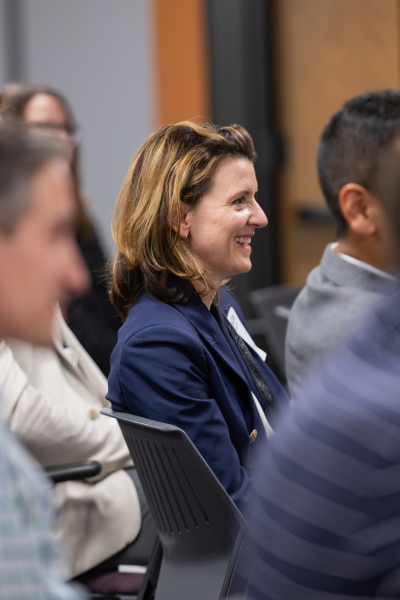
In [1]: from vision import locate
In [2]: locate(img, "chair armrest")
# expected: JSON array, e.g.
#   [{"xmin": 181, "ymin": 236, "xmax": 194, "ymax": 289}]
[{"xmin": 45, "ymin": 460, "xmax": 102, "ymax": 483}]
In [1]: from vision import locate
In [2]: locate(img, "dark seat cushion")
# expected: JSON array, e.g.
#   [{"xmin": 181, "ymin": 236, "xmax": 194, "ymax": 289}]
[{"xmin": 74, "ymin": 570, "xmax": 145, "ymax": 594}]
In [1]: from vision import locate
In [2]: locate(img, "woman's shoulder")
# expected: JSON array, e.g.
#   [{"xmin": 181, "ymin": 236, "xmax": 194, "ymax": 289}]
[{"xmin": 120, "ymin": 293, "xmax": 198, "ymax": 341}]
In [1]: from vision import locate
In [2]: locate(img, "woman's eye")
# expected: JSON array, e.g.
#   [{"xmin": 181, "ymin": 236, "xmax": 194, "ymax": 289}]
[{"xmin": 233, "ymin": 197, "xmax": 244, "ymax": 206}]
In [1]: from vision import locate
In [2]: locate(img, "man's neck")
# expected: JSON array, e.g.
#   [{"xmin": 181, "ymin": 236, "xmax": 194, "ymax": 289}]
[{"xmin": 335, "ymin": 237, "xmax": 387, "ymax": 272}]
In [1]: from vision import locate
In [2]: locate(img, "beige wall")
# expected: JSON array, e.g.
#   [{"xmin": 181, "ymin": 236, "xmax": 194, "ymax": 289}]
[
  {"xmin": 153, "ymin": 0, "xmax": 209, "ymax": 126},
  {"xmin": 275, "ymin": 0, "xmax": 400, "ymax": 283}
]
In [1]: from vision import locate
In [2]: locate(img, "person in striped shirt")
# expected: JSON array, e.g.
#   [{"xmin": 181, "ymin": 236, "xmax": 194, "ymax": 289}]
[{"xmin": 245, "ymin": 141, "xmax": 400, "ymax": 598}]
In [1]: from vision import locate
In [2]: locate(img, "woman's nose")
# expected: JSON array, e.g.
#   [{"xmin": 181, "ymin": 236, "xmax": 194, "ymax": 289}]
[{"xmin": 249, "ymin": 201, "xmax": 268, "ymax": 229}]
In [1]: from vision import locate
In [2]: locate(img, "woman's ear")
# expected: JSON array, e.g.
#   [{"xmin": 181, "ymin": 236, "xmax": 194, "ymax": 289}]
[
  {"xmin": 338, "ymin": 184, "xmax": 377, "ymax": 236},
  {"xmin": 171, "ymin": 202, "xmax": 190, "ymax": 238}
]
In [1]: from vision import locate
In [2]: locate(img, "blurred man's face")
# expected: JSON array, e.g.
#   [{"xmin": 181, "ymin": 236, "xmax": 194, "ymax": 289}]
[{"xmin": 0, "ymin": 159, "xmax": 89, "ymax": 345}]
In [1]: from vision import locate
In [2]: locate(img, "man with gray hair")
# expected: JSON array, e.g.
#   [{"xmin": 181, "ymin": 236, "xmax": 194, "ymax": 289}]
[{"xmin": 0, "ymin": 125, "xmax": 89, "ymax": 599}]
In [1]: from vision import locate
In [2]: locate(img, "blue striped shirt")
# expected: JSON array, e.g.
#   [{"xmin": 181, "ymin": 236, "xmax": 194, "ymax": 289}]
[
  {"xmin": 0, "ymin": 418, "xmax": 85, "ymax": 599},
  {"xmin": 246, "ymin": 283, "xmax": 400, "ymax": 599}
]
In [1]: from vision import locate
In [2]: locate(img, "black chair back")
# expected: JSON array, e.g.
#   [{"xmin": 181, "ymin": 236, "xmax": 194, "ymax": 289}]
[
  {"xmin": 247, "ymin": 284, "xmax": 301, "ymax": 381},
  {"xmin": 101, "ymin": 408, "xmax": 246, "ymax": 600}
]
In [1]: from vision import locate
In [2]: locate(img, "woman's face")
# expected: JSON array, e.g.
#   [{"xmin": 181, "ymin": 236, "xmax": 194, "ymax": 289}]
[
  {"xmin": 23, "ymin": 94, "xmax": 75, "ymax": 163},
  {"xmin": 184, "ymin": 157, "xmax": 268, "ymax": 286}
]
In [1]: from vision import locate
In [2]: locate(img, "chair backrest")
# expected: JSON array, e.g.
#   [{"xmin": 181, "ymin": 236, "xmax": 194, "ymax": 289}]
[
  {"xmin": 101, "ymin": 408, "xmax": 247, "ymax": 600},
  {"xmin": 248, "ymin": 284, "xmax": 301, "ymax": 380}
]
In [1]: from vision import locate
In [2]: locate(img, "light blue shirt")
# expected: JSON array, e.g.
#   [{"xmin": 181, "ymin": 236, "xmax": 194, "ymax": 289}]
[{"xmin": 0, "ymin": 414, "xmax": 85, "ymax": 599}]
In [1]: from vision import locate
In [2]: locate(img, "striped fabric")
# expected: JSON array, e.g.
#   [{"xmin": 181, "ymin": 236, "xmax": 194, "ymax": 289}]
[
  {"xmin": 246, "ymin": 283, "xmax": 400, "ymax": 599},
  {"xmin": 0, "ymin": 418, "xmax": 85, "ymax": 599}
]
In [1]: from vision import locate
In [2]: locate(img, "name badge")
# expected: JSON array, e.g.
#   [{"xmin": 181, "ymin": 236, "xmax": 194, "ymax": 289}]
[{"xmin": 227, "ymin": 307, "xmax": 267, "ymax": 362}]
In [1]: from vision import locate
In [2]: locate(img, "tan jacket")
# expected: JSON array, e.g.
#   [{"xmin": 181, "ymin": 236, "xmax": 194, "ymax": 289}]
[{"xmin": 0, "ymin": 307, "xmax": 141, "ymax": 577}]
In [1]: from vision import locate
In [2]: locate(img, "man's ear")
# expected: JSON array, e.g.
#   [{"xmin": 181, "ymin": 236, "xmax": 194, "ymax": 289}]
[
  {"xmin": 338, "ymin": 184, "xmax": 377, "ymax": 236},
  {"xmin": 171, "ymin": 202, "xmax": 190, "ymax": 238}
]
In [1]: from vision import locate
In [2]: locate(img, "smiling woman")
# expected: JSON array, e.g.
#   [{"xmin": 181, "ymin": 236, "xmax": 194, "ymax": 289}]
[
  {"xmin": 107, "ymin": 121, "xmax": 288, "ymax": 508},
  {"xmin": 175, "ymin": 155, "xmax": 268, "ymax": 306}
]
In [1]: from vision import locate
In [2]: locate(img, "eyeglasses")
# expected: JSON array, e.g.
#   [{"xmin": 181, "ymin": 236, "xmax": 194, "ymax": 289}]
[{"xmin": 25, "ymin": 121, "xmax": 82, "ymax": 145}]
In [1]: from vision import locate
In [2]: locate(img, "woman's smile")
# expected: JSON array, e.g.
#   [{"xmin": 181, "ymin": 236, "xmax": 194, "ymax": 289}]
[
  {"xmin": 183, "ymin": 156, "xmax": 268, "ymax": 288},
  {"xmin": 234, "ymin": 236, "xmax": 253, "ymax": 251}
]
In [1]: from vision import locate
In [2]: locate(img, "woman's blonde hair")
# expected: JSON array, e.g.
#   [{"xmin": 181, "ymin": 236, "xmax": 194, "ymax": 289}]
[{"xmin": 111, "ymin": 120, "xmax": 256, "ymax": 321}]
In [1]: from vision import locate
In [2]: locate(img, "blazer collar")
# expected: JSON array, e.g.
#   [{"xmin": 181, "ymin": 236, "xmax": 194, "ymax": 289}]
[
  {"xmin": 320, "ymin": 243, "xmax": 390, "ymax": 293},
  {"xmin": 172, "ymin": 292, "xmax": 250, "ymax": 388},
  {"xmin": 53, "ymin": 305, "xmax": 108, "ymax": 399}
]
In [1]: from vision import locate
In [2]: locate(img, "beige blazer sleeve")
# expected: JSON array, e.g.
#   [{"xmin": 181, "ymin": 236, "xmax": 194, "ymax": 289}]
[
  {"xmin": 0, "ymin": 310, "xmax": 141, "ymax": 577},
  {"xmin": 3, "ymin": 335, "xmax": 131, "ymax": 475}
]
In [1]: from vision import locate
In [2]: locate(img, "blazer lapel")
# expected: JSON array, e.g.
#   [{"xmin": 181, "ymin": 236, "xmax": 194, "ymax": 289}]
[
  {"xmin": 53, "ymin": 306, "xmax": 108, "ymax": 401},
  {"xmin": 172, "ymin": 295, "xmax": 251, "ymax": 391}
]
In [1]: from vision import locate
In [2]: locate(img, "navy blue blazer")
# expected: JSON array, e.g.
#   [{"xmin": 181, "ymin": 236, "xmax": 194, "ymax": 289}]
[{"xmin": 107, "ymin": 286, "xmax": 288, "ymax": 507}]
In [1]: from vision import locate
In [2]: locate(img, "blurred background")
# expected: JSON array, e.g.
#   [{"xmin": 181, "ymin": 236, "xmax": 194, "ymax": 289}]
[{"xmin": 1, "ymin": 0, "xmax": 399, "ymax": 317}]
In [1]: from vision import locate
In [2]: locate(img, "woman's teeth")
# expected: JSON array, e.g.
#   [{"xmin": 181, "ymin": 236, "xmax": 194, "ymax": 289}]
[{"xmin": 235, "ymin": 237, "xmax": 251, "ymax": 244}]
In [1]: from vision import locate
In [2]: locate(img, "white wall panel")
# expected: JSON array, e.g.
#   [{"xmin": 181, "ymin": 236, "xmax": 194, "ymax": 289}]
[
  {"xmin": 0, "ymin": 1, "xmax": 7, "ymax": 84},
  {"xmin": 22, "ymin": 0, "xmax": 155, "ymax": 250}
]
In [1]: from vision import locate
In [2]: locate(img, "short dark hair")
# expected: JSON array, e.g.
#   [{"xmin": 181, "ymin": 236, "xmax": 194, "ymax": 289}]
[
  {"xmin": 374, "ymin": 138, "xmax": 400, "ymax": 268},
  {"xmin": 317, "ymin": 90, "xmax": 400, "ymax": 237},
  {"xmin": 0, "ymin": 125, "xmax": 66, "ymax": 234}
]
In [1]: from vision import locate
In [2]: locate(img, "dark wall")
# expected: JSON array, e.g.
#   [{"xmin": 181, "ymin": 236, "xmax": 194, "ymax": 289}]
[{"xmin": 206, "ymin": 0, "xmax": 279, "ymax": 317}]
